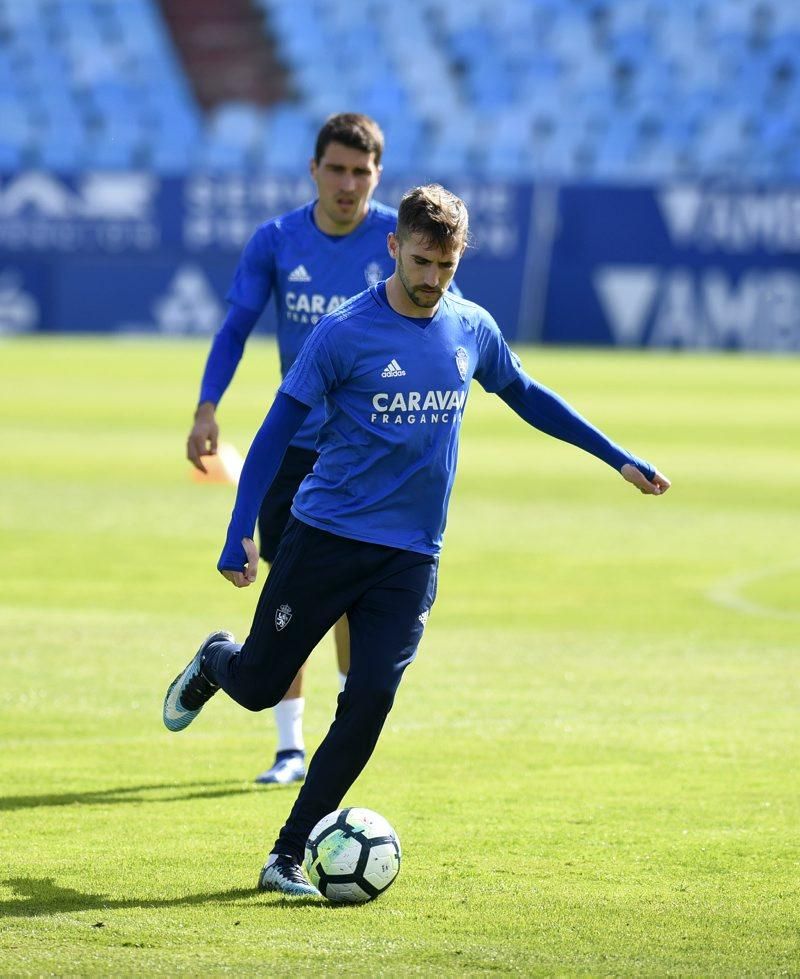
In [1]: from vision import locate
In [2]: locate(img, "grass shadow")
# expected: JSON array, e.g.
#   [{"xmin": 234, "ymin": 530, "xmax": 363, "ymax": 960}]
[
  {"xmin": 0, "ymin": 781, "xmax": 256, "ymax": 812},
  {"xmin": 1, "ymin": 877, "xmax": 365, "ymax": 918},
  {"xmin": 0, "ymin": 877, "xmax": 262, "ymax": 918}
]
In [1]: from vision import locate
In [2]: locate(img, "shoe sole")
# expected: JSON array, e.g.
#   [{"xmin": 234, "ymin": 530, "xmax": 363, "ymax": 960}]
[{"xmin": 162, "ymin": 630, "xmax": 233, "ymax": 732}]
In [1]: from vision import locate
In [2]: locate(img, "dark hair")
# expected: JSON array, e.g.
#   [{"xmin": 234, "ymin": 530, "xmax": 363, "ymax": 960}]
[
  {"xmin": 314, "ymin": 113, "xmax": 384, "ymax": 165},
  {"xmin": 396, "ymin": 184, "xmax": 470, "ymax": 250}
]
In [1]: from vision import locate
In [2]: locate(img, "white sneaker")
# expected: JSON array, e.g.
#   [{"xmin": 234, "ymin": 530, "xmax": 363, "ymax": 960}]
[{"xmin": 255, "ymin": 750, "xmax": 306, "ymax": 785}]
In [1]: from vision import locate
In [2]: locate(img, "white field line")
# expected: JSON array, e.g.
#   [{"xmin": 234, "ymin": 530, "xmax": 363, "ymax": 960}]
[{"xmin": 706, "ymin": 560, "xmax": 800, "ymax": 621}]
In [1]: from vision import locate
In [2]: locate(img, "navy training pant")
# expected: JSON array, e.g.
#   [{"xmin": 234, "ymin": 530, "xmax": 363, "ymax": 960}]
[
  {"xmin": 203, "ymin": 516, "xmax": 438, "ymax": 860},
  {"xmin": 257, "ymin": 445, "xmax": 317, "ymax": 563}
]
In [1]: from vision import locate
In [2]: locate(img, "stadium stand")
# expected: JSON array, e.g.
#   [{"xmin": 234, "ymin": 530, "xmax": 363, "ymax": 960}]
[{"xmin": 0, "ymin": 0, "xmax": 797, "ymax": 180}]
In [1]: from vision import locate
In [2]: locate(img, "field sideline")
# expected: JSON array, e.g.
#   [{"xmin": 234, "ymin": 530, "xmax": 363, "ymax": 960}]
[{"xmin": 1, "ymin": 336, "xmax": 798, "ymax": 975}]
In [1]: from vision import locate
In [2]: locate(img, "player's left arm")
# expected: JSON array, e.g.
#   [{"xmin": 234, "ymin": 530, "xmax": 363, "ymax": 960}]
[
  {"xmin": 619, "ymin": 462, "xmax": 671, "ymax": 495},
  {"xmin": 496, "ymin": 373, "xmax": 670, "ymax": 495},
  {"xmin": 472, "ymin": 311, "xmax": 669, "ymax": 495}
]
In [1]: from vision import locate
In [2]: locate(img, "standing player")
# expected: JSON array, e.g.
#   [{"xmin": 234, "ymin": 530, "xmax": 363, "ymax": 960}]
[
  {"xmin": 186, "ymin": 114, "xmax": 393, "ymax": 786},
  {"xmin": 165, "ymin": 184, "xmax": 670, "ymax": 895}
]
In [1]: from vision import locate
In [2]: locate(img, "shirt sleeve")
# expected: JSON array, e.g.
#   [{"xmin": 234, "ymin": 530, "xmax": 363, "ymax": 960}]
[
  {"xmin": 225, "ymin": 223, "xmax": 277, "ymax": 313},
  {"xmin": 278, "ymin": 315, "xmax": 352, "ymax": 408},
  {"xmin": 198, "ymin": 303, "xmax": 260, "ymax": 406},
  {"xmin": 497, "ymin": 372, "xmax": 655, "ymax": 478},
  {"xmin": 218, "ymin": 393, "xmax": 311, "ymax": 571},
  {"xmin": 472, "ymin": 310, "xmax": 525, "ymax": 393}
]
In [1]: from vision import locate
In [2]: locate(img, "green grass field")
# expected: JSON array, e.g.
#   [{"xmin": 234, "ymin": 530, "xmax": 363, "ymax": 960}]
[{"xmin": 1, "ymin": 336, "xmax": 798, "ymax": 976}]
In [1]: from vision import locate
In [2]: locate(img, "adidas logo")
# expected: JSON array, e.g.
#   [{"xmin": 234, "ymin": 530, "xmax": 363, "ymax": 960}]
[
  {"xmin": 288, "ymin": 264, "xmax": 311, "ymax": 283},
  {"xmin": 381, "ymin": 359, "xmax": 406, "ymax": 378}
]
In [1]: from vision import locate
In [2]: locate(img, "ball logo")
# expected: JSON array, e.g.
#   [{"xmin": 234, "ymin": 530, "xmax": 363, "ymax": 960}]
[
  {"xmin": 275, "ymin": 604, "xmax": 293, "ymax": 632},
  {"xmin": 455, "ymin": 346, "xmax": 468, "ymax": 381}
]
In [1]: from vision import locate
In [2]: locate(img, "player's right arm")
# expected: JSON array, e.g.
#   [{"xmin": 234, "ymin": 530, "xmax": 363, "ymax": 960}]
[
  {"xmin": 186, "ymin": 225, "xmax": 278, "ymax": 472},
  {"xmin": 218, "ymin": 313, "xmax": 352, "ymax": 584},
  {"xmin": 217, "ymin": 393, "xmax": 311, "ymax": 586},
  {"xmin": 187, "ymin": 303, "xmax": 260, "ymax": 471}
]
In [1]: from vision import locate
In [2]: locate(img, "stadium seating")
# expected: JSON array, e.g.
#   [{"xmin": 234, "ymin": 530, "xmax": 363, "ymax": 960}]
[
  {"xmin": 0, "ymin": 0, "xmax": 797, "ymax": 180},
  {"xmin": 0, "ymin": 0, "xmax": 201, "ymax": 172}
]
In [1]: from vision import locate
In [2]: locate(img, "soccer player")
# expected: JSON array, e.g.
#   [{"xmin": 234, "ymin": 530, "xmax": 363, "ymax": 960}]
[
  {"xmin": 165, "ymin": 184, "xmax": 670, "ymax": 896},
  {"xmin": 185, "ymin": 113, "xmax": 394, "ymax": 786}
]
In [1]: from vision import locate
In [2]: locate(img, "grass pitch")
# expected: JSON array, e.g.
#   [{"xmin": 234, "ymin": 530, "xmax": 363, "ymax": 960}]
[{"xmin": 1, "ymin": 336, "xmax": 798, "ymax": 976}]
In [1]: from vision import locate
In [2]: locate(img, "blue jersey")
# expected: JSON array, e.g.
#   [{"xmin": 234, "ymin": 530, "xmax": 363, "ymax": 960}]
[
  {"xmin": 219, "ymin": 200, "xmax": 398, "ymax": 450},
  {"xmin": 279, "ymin": 284, "xmax": 524, "ymax": 555}
]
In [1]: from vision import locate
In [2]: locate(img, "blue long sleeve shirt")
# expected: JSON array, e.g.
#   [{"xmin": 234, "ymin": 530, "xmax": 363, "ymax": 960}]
[
  {"xmin": 198, "ymin": 200, "xmax": 399, "ymax": 450},
  {"xmin": 218, "ymin": 292, "xmax": 653, "ymax": 571}
]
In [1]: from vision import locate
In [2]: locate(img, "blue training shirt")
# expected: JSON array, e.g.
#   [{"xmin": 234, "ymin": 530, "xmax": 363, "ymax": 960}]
[
  {"xmin": 216, "ymin": 284, "xmax": 654, "ymax": 572},
  {"xmin": 279, "ymin": 284, "xmax": 524, "ymax": 555},
  {"xmin": 202, "ymin": 199, "xmax": 398, "ymax": 450}
]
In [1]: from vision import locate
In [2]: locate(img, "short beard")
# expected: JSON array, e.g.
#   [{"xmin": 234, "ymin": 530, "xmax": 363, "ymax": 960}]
[{"xmin": 397, "ymin": 253, "xmax": 442, "ymax": 308}]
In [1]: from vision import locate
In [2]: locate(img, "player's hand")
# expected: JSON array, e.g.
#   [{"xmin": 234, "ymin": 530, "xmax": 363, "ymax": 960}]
[
  {"xmin": 187, "ymin": 402, "xmax": 219, "ymax": 473},
  {"xmin": 621, "ymin": 464, "xmax": 671, "ymax": 496},
  {"xmin": 220, "ymin": 538, "xmax": 259, "ymax": 587}
]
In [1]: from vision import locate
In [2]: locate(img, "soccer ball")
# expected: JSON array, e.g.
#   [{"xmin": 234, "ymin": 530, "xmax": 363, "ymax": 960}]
[{"xmin": 304, "ymin": 807, "xmax": 401, "ymax": 903}]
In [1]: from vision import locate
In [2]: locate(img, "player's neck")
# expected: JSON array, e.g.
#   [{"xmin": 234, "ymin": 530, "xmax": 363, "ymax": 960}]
[
  {"xmin": 384, "ymin": 274, "xmax": 439, "ymax": 319},
  {"xmin": 312, "ymin": 201, "xmax": 369, "ymax": 237}
]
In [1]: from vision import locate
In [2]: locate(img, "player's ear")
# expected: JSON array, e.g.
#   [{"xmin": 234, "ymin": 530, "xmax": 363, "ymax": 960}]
[
  {"xmin": 387, "ymin": 232, "xmax": 398, "ymax": 258},
  {"xmin": 309, "ymin": 157, "xmax": 318, "ymax": 180}
]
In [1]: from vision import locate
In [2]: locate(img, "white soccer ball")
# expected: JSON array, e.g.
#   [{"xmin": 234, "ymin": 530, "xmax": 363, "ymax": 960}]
[{"xmin": 304, "ymin": 807, "xmax": 401, "ymax": 903}]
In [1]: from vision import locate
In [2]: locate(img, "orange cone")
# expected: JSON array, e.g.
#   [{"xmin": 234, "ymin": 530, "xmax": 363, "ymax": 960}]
[{"xmin": 191, "ymin": 442, "xmax": 243, "ymax": 485}]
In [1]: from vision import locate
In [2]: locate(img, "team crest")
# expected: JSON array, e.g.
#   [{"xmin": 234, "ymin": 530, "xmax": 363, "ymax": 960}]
[
  {"xmin": 455, "ymin": 346, "xmax": 468, "ymax": 381},
  {"xmin": 364, "ymin": 261, "xmax": 383, "ymax": 287},
  {"xmin": 275, "ymin": 604, "xmax": 293, "ymax": 632}
]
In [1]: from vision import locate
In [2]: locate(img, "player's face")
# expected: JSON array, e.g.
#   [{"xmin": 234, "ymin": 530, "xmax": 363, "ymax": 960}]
[
  {"xmin": 310, "ymin": 142, "xmax": 382, "ymax": 235},
  {"xmin": 389, "ymin": 232, "xmax": 464, "ymax": 310}
]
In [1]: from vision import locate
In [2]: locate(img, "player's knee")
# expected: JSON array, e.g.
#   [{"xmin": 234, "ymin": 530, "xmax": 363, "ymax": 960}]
[
  {"xmin": 339, "ymin": 686, "xmax": 395, "ymax": 720},
  {"xmin": 237, "ymin": 682, "xmax": 286, "ymax": 712}
]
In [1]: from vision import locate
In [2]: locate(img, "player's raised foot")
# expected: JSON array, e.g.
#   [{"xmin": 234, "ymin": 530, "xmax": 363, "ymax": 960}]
[
  {"xmin": 258, "ymin": 853, "xmax": 319, "ymax": 897},
  {"xmin": 255, "ymin": 749, "xmax": 306, "ymax": 786},
  {"xmin": 162, "ymin": 630, "xmax": 234, "ymax": 732}
]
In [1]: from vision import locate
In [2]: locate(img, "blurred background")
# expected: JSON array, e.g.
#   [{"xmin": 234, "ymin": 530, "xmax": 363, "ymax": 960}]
[{"xmin": 0, "ymin": 0, "xmax": 798, "ymax": 347}]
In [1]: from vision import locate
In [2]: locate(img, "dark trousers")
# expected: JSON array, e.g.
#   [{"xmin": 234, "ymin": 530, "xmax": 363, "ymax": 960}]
[
  {"xmin": 257, "ymin": 445, "xmax": 318, "ymax": 563},
  {"xmin": 204, "ymin": 517, "xmax": 438, "ymax": 860}
]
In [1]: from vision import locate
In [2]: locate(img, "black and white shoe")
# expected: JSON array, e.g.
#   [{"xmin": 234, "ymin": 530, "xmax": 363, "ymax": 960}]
[
  {"xmin": 258, "ymin": 853, "xmax": 319, "ymax": 897},
  {"xmin": 162, "ymin": 631, "xmax": 233, "ymax": 732}
]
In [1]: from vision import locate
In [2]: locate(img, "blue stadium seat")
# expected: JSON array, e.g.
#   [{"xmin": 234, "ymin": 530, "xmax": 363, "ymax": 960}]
[
  {"xmin": 261, "ymin": 106, "xmax": 316, "ymax": 173},
  {"xmin": 0, "ymin": 0, "xmax": 797, "ymax": 182}
]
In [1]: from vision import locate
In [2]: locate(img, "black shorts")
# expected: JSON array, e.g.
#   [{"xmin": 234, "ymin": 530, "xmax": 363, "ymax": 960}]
[{"xmin": 257, "ymin": 445, "xmax": 318, "ymax": 563}]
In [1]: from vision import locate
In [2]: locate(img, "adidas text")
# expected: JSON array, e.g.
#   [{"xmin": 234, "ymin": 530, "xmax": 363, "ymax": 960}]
[{"xmin": 381, "ymin": 359, "xmax": 406, "ymax": 378}]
